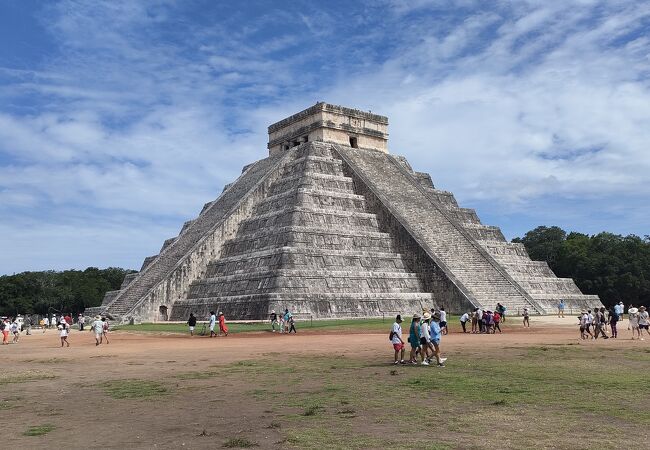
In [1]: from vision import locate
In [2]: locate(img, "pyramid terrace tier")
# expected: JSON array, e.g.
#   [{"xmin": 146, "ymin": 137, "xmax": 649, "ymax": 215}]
[
  {"xmin": 253, "ymin": 188, "xmax": 369, "ymax": 215},
  {"xmin": 220, "ymin": 226, "xmax": 396, "ymax": 257},
  {"xmin": 238, "ymin": 207, "xmax": 382, "ymax": 235},
  {"xmin": 170, "ymin": 292, "xmax": 437, "ymax": 321},
  {"xmin": 188, "ymin": 269, "xmax": 426, "ymax": 297},
  {"xmin": 281, "ymin": 155, "xmax": 346, "ymax": 178},
  {"xmin": 461, "ymin": 223, "xmax": 507, "ymax": 241},
  {"xmin": 269, "ymin": 172, "xmax": 356, "ymax": 196},
  {"xmin": 205, "ymin": 247, "xmax": 411, "ymax": 277}
]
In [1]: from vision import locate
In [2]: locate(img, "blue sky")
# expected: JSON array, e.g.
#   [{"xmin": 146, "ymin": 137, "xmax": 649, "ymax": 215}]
[{"xmin": 1, "ymin": 0, "xmax": 649, "ymax": 274}]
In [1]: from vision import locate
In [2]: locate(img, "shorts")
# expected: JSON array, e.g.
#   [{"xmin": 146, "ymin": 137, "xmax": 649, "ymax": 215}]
[
  {"xmin": 440, "ymin": 321, "xmax": 447, "ymax": 327},
  {"xmin": 95, "ymin": 333, "xmax": 102, "ymax": 339},
  {"xmin": 640, "ymin": 324, "xmax": 649, "ymax": 330},
  {"xmin": 209, "ymin": 325, "xmax": 215, "ymax": 331},
  {"xmin": 189, "ymin": 326, "xmax": 195, "ymax": 331},
  {"xmin": 419, "ymin": 337, "xmax": 428, "ymax": 346},
  {"xmin": 409, "ymin": 337, "xmax": 421, "ymax": 349},
  {"xmin": 392, "ymin": 342, "xmax": 404, "ymax": 351},
  {"xmin": 431, "ymin": 339, "xmax": 440, "ymax": 347}
]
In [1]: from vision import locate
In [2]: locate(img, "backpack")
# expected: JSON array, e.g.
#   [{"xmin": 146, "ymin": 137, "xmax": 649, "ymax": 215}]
[{"xmin": 389, "ymin": 330, "xmax": 394, "ymax": 341}]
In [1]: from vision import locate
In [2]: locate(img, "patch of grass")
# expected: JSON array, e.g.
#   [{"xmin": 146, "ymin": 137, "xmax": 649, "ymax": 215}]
[
  {"xmin": 174, "ymin": 370, "xmax": 220, "ymax": 380},
  {"xmin": 302, "ymin": 405, "xmax": 321, "ymax": 416},
  {"xmin": 0, "ymin": 371, "xmax": 56, "ymax": 385},
  {"xmin": 100, "ymin": 379, "xmax": 168, "ymax": 399},
  {"xmin": 223, "ymin": 437, "xmax": 258, "ymax": 448},
  {"xmin": 23, "ymin": 424, "xmax": 55, "ymax": 436}
]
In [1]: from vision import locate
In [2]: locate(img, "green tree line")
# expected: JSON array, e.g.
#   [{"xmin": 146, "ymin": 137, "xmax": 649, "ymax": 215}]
[
  {"xmin": 513, "ymin": 226, "xmax": 650, "ymax": 309},
  {"xmin": 0, "ymin": 267, "xmax": 134, "ymax": 317}
]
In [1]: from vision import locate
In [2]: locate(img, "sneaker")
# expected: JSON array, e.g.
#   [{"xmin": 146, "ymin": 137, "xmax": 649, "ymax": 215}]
[
  {"xmin": 400, "ymin": 360, "xmax": 407, "ymax": 365},
  {"xmin": 421, "ymin": 360, "xmax": 429, "ymax": 366},
  {"xmin": 394, "ymin": 361, "xmax": 399, "ymax": 365},
  {"xmin": 439, "ymin": 357, "xmax": 448, "ymax": 363},
  {"xmin": 437, "ymin": 363, "xmax": 445, "ymax": 367},
  {"xmin": 411, "ymin": 360, "xmax": 418, "ymax": 365}
]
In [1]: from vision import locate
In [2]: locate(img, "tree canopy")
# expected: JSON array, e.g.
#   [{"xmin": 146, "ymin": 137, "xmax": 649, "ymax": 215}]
[
  {"xmin": 0, "ymin": 267, "xmax": 134, "ymax": 317},
  {"xmin": 513, "ymin": 226, "xmax": 650, "ymax": 309}
]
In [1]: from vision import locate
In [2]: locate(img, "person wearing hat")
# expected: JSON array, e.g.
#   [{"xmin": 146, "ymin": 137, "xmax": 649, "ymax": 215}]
[
  {"xmin": 638, "ymin": 306, "xmax": 649, "ymax": 340},
  {"xmin": 390, "ymin": 314, "xmax": 406, "ymax": 365},
  {"xmin": 78, "ymin": 313, "xmax": 85, "ymax": 331},
  {"xmin": 218, "ymin": 312, "xmax": 229, "ymax": 337},
  {"xmin": 614, "ymin": 302, "xmax": 624, "ymax": 321},
  {"xmin": 429, "ymin": 311, "xmax": 447, "ymax": 367},
  {"xmin": 187, "ymin": 313, "xmax": 197, "ymax": 336},
  {"xmin": 628, "ymin": 306, "xmax": 640, "ymax": 339},
  {"xmin": 419, "ymin": 313, "xmax": 432, "ymax": 366},
  {"xmin": 91, "ymin": 315, "xmax": 104, "ymax": 346},
  {"xmin": 408, "ymin": 314, "xmax": 422, "ymax": 364},
  {"xmin": 269, "ymin": 310, "xmax": 278, "ymax": 332}
]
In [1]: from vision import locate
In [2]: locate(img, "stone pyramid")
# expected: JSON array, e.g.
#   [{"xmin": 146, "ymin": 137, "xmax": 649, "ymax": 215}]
[{"xmin": 89, "ymin": 103, "xmax": 602, "ymax": 323}]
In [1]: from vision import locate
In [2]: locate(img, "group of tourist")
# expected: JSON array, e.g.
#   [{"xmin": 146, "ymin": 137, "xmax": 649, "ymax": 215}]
[
  {"xmin": 1, "ymin": 313, "xmax": 110, "ymax": 347},
  {"xmin": 390, "ymin": 308, "xmax": 447, "ymax": 367},
  {"xmin": 578, "ymin": 303, "xmax": 649, "ymax": 340},
  {"xmin": 1, "ymin": 317, "xmax": 21, "ymax": 344},
  {"xmin": 269, "ymin": 309, "xmax": 297, "ymax": 333},
  {"xmin": 458, "ymin": 303, "xmax": 507, "ymax": 334},
  {"xmin": 186, "ymin": 309, "xmax": 298, "ymax": 336}
]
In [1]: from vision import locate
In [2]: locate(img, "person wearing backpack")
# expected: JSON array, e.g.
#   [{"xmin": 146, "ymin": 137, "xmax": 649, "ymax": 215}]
[
  {"xmin": 593, "ymin": 308, "xmax": 609, "ymax": 339},
  {"xmin": 390, "ymin": 315, "xmax": 405, "ymax": 365}
]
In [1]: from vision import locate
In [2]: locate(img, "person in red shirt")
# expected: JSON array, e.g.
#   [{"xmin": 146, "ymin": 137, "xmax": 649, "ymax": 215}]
[
  {"xmin": 218, "ymin": 312, "xmax": 229, "ymax": 337},
  {"xmin": 493, "ymin": 311, "xmax": 502, "ymax": 333}
]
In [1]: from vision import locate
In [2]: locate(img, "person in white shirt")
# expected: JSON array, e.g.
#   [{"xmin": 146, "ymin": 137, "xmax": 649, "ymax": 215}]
[
  {"xmin": 419, "ymin": 313, "xmax": 432, "ymax": 366},
  {"xmin": 11, "ymin": 321, "xmax": 20, "ymax": 343},
  {"xmin": 437, "ymin": 307, "xmax": 448, "ymax": 335},
  {"xmin": 209, "ymin": 311, "xmax": 217, "ymax": 338},
  {"xmin": 628, "ymin": 307, "xmax": 640, "ymax": 339},
  {"xmin": 580, "ymin": 311, "xmax": 592, "ymax": 339},
  {"xmin": 638, "ymin": 306, "xmax": 649, "ymax": 340},
  {"xmin": 42, "ymin": 317, "xmax": 49, "ymax": 333},
  {"xmin": 91, "ymin": 316, "xmax": 104, "ymax": 346},
  {"xmin": 459, "ymin": 312, "xmax": 470, "ymax": 333},
  {"xmin": 390, "ymin": 315, "xmax": 405, "ymax": 365},
  {"xmin": 59, "ymin": 321, "xmax": 70, "ymax": 347}
]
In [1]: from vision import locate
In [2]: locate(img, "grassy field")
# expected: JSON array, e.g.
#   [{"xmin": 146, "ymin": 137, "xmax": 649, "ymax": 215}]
[
  {"xmin": 165, "ymin": 344, "xmax": 649, "ymax": 449},
  {"xmin": 112, "ymin": 317, "xmax": 438, "ymax": 334}
]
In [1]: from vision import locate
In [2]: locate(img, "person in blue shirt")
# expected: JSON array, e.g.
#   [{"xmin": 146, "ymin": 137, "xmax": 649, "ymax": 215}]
[{"xmin": 429, "ymin": 311, "xmax": 447, "ymax": 367}]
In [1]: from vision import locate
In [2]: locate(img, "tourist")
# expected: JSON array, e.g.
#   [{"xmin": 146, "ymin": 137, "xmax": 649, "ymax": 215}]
[
  {"xmin": 419, "ymin": 313, "xmax": 432, "ymax": 366},
  {"xmin": 218, "ymin": 312, "xmax": 229, "ymax": 336},
  {"xmin": 283, "ymin": 309, "xmax": 292, "ymax": 333},
  {"xmin": 614, "ymin": 302, "xmax": 624, "ymax": 322},
  {"xmin": 25, "ymin": 316, "xmax": 32, "ymax": 335},
  {"xmin": 270, "ymin": 310, "xmax": 278, "ymax": 332},
  {"xmin": 484, "ymin": 310, "xmax": 494, "ymax": 333},
  {"xmin": 408, "ymin": 314, "xmax": 422, "ymax": 364},
  {"xmin": 439, "ymin": 307, "xmax": 448, "ymax": 335},
  {"xmin": 390, "ymin": 314, "xmax": 406, "ymax": 365},
  {"xmin": 459, "ymin": 311, "xmax": 470, "ymax": 333},
  {"xmin": 558, "ymin": 299, "xmax": 565, "ymax": 318},
  {"xmin": 638, "ymin": 306, "xmax": 649, "ymax": 340},
  {"xmin": 11, "ymin": 320, "xmax": 20, "ymax": 343},
  {"xmin": 64, "ymin": 313, "xmax": 72, "ymax": 327},
  {"xmin": 209, "ymin": 311, "xmax": 217, "ymax": 337},
  {"xmin": 288, "ymin": 315, "xmax": 297, "ymax": 333},
  {"xmin": 78, "ymin": 314, "xmax": 85, "ymax": 331},
  {"xmin": 522, "ymin": 307, "xmax": 530, "ymax": 327},
  {"xmin": 429, "ymin": 312, "xmax": 447, "ymax": 367},
  {"xmin": 187, "ymin": 313, "xmax": 197, "ymax": 336},
  {"xmin": 279, "ymin": 313, "xmax": 286, "ymax": 334},
  {"xmin": 608, "ymin": 306, "xmax": 619, "ymax": 339},
  {"xmin": 91, "ymin": 316, "xmax": 104, "ymax": 345},
  {"xmin": 593, "ymin": 308, "xmax": 609, "ymax": 339},
  {"xmin": 493, "ymin": 310, "xmax": 502, "ymax": 333},
  {"xmin": 477, "ymin": 308, "xmax": 485, "ymax": 332},
  {"xmin": 42, "ymin": 316, "xmax": 49, "ymax": 333},
  {"xmin": 471, "ymin": 308, "xmax": 479, "ymax": 333},
  {"xmin": 628, "ymin": 306, "xmax": 640, "ymax": 339},
  {"xmin": 496, "ymin": 302, "xmax": 506, "ymax": 322},
  {"xmin": 0, "ymin": 318, "xmax": 8, "ymax": 344},
  {"xmin": 101, "ymin": 317, "xmax": 110, "ymax": 344},
  {"xmin": 59, "ymin": 321, "xmax": 70, "ymax": 347},
  {"xmin": 579, "ymin": 311, "xmax": 592, "ymax": 340}
]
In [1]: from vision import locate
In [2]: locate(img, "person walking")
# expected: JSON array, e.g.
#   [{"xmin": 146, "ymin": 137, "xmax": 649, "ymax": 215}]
[
  {"xmin": 493, "ymin": 311, "xmax": 502, "ymax": 333},
  {"xmin": 288, "ymin": 315, "xmax": 297, "ymax": 333},
  {"xmin": 408, "ymin": 314, "xmax": 421, "ymax": 364},
  {"xmin": 471, "ymin": 308, "xmax": 479, "ymax": 333},
  {"xmin": 593, "ymin": 308, "xmax": 609, "ymax": 339},
  {"xmin": 25, "ymin": 316, "xmax": 32, "ymax": 335},
  {"xmin": 429, "ymin": 312, "xmax": 447, "ymax": 367},
  {"xmin": 91, "ymin": 316, "xmax": 104, "ymax": 345},
  {"xmin": 42, "ymin": 316, "xmax": 49, "ymax": 333},
  {"xmin": 11, "ymin": 320, "xmax": 20, "ymax": 343},
  {"xmin": 496, "ymin": 303, "xmax": 506, "ymax": 322},
  {"xmin": 270, "ymin": 310, "xmax": 278, "ymax": 332},
  {"xmin": 187, "ymin": 313, "xmax": 197, "ymax": 336},
  {"xmin": 78, "ymin": 314, "xmax": 85, "ymax": 331},
  {"xmin": 218, "ymin": 312, "xmax": 229, "ymax": 337},
  {"xmin": 101, "ymin": 317, "xmax": 110, "ymax": 344},
  {"xmin": 558, "ymin": 300, "xmax": 565, "ymax": 318},
  {"xmin": 522, "ymin": 308, "xmax": 530, "ymax": 327},
  {"xmin": 459, "ymin": 312, "xmax": 469, "ymax": 333},
  {"xmin": 419, "ymin": 313, "xmax": 432, "ymax": 366},
  {"xmin": 628, "ymin": 307, "xmax": 640, "ymax": 339},
  {"xmin": 608, "ymin": 307, "xmax": 619, "ymax": 338},
  {"xmin": 283, "ymin": 309, "xmax": 292, "ymax": 333},
  {"xmin": 59, "ymin": 321, "xmax": 70, "ymax": 347},
  {"xmin": 638, "ymin": 306, "xmax": 649, "ymax": 340},
  {"xmin": 438, "ymin": 307, "xmax": 448, "ymax": 335},
  {"xmin": 390, "ymin": 314, "xmax": 406, "ymax": 365},
  {"xmin": 208, "ymin": 311, "xmax": 217, "ymax": 337}
]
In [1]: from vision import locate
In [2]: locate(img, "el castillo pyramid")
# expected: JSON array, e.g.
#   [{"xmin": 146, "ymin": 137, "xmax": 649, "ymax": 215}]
[{"xmin": 88, "ymin": 102, "xmax": 602, "ymax": 323}]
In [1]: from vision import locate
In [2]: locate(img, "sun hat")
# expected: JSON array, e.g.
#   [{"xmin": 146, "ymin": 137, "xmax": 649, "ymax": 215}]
[
  {"xmin": 423, "ymin": 312, "xmax": 431, "ymax": 320},
  {"xmin": 628, "ymin": 307, "xmax": 638, "ymax": 314},
  {"xmin": 640, "ymin": 306, "xmax": 646, "ymax": 310}
]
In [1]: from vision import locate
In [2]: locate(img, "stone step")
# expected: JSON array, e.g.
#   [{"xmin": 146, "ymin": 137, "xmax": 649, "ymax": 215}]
[
  {"xmin": 269, "ymin": 172, "xmax": 355, "ymax": 196},
  {"xmin": 206, "ymin": 247, "xmax": 409, "ymax": 277},
  {"xmin": 462, "ymin": 223, "xmax": 506, "ymax": 242},
  {"xmin": 282, "ymin": 156, "xmax": 345, "ymax": 177},
  {"xmin": 239, "ymin": 206, "xmax": 381, "ymax": 235},
  {"xmin": 443, "ymin": 207, "xmax": 481, "ymax": 225},
  {"xmin": 422, "ymin": 187, "xmax": 458, "ymax": 207},
  {"xmin": 254, "ymin": 188, "xmax": 368, "ymax": 215},
  {"xmin": 221, "ymin": 226, "xmax": 396, "ymax": 257},
  {"xmin": 190, "ymin": 269, "xmax": 426, "ymax": 297}
]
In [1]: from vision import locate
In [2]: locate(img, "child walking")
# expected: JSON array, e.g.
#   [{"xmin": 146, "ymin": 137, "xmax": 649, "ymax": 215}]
[{"xmin": 59, "ymin": 322, "xmax": 70, "ymax": 347}]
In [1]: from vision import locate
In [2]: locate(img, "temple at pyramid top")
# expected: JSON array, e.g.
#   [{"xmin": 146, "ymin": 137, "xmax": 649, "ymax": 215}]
[{"xmin": 267, "ymin": 102, "xmax": 389, "ymax": 155}]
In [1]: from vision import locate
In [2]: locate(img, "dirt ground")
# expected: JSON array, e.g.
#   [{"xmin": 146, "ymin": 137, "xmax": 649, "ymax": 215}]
[{"xmin": 1, "ymin": 316, "xmax": 646, "ymax": 449}]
